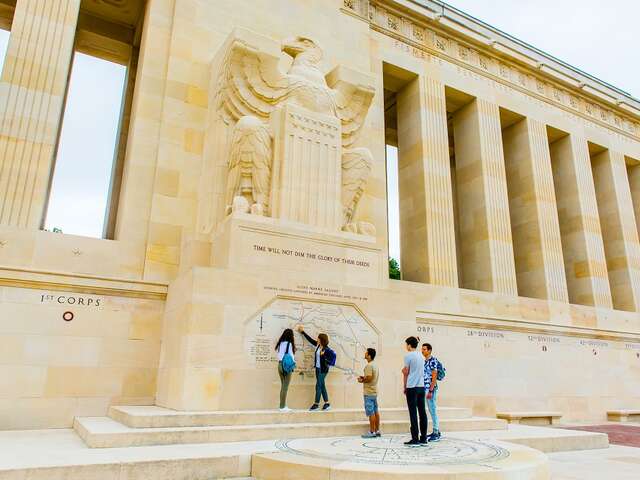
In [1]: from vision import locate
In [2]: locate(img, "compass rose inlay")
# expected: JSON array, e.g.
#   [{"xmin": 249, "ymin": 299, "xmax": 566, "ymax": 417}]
[{"xmin": 275, "ymin": 435, "xmax": 510, "ymax": 466}]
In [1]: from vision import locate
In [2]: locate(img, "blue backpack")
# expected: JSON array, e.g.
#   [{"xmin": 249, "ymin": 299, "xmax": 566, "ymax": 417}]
[
  {"xmin": 281, "ymin": 343, "xmax": 296, "ymax": 374},
  {"xmin": 436, "ymin": 359, "xmax": 446, "ymax": 381},
  {"xmin": 324, "ymin": 347, "xmax": 337, "ymax": 367}
]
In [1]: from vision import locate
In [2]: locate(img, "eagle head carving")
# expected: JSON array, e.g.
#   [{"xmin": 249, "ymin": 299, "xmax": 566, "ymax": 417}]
[{"xmin": 281, "ymin": 36, "xmax": 323, "ymax": 65}]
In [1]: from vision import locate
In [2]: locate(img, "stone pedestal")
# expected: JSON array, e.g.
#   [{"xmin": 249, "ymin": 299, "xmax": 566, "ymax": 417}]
[
  {"xmin": 155, "ymin": 265, "xmax": 415, "ymax": 411},
  {"xmin": 211, "ymin": 212, "xmax": 384, "ymax": 289}
]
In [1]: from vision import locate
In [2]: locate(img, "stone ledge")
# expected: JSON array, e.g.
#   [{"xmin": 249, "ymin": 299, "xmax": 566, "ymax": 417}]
[
  {"xmin": 109, "ymin": 405, "xmax": 473, "ymax": 428},
  {"xmin": 607, "ymin": 410, "xmax": 640, "ymax": 422},
  {"xmin": 497, "ymin": 412, "xmax": 563, "ymax": 425},
  {"xmin": 74, "ymin": 416, "xmax": 507, "ymax": 448}
]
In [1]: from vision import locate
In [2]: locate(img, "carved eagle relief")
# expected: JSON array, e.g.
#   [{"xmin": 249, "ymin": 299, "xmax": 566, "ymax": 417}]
[{"xmin": 214, "ymin": 28, "xmax": 376, "ymax": 234}]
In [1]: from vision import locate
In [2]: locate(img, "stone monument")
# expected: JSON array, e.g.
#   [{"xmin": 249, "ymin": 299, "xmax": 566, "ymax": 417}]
[{"xmin": 0, "ymin": 0, "xmax": 637, "ymax": 434}]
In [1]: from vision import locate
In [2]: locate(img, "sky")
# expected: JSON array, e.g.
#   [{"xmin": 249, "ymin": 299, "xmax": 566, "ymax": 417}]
[
  {"xmin": 387, "ymin": 0, "xmax": 640, "ymax": 263},
  {"xmin": 442, "ymin": 0, "xmax": 640, "ymax": 98},
  {"xmin": 43, "ymin": 53, "xmax": 126, "ymax": 237},
  {"xmin": 0, "ymin": 1, "xmax": 637, "ymax": 242}
]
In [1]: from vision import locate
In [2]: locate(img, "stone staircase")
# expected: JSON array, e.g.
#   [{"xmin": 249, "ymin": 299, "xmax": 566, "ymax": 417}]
[{"xmin": 74, "ymin": 405, "xmax": 507, "ymax": 448}]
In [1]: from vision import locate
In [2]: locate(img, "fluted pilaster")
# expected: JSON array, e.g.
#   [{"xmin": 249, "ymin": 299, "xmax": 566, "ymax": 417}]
[
  {"xmin": 550, "ymin": 135, "xmax": 612, "ymax": 308},
  {"xmin": 453, "ymin": 98, "xmax": 517, "ymax": 295},
  {"xmin": 592, "ymin": 150, "xmax": 640, "ymax": 311},
  {"xmin": 503, "ymin": 118, "xmax": 568, "ymax": 302},
  {"xmin": 0, "ymin": 0, "xmax": 80, "ymax": 228},
  {"xmin": 396, "ymin": 76, "xmax": 457, "ymax": 286}
]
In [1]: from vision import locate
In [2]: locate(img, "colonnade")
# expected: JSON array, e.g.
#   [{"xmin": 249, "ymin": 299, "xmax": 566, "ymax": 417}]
[{"xmin": 395, "ymin": 75, "xmax": 640, "ymax": 312}]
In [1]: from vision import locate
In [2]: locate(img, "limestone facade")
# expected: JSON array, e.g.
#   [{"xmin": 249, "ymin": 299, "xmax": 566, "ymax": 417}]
[{"xmin": 0, "ymin": 0, "xmax": 639, "ymax": 429}]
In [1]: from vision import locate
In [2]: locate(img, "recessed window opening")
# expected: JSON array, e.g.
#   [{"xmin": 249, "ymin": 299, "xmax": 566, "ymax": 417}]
[
  {"xmin": 445, "ymin": 112, "xmax": 462, "ymax": 287},
  {"xmin": 499, "ymin": 107, "xmax": 545, "ymax": 300},
  {"xmin": 386, "ymin": 144, "xmax": 401, "ymax": 278},
  {"xmin": 626, "ymin": 155, "xmax": 640, "ymax": 242},
  {"xmin": 0, "ymin": 0, "xmax": 16, "ymax": 73},
  {"xmin": 0, "ymin": 29, "xmax": 9, "ymax": 73},
  {"xmin": 444, "ymin": 86, "xmax": 476, "ymax": 290},
  {"xmin": 547, "ymin": 125, "xmax": 582, "ymax": 304},
  {"xmin": 43, "ymin": 0, "xmax": 145, "ymax": 238},
  {"xmin": 382, "ymin": 65, "xmax": 407, "ymax": 280},
  {"xmin": 589, "ymin": 141, "xmax": 636, "ymax": 312},
  {"xmin": 44, "ymin": 52, "xmax": 126, "ymax": 238}
]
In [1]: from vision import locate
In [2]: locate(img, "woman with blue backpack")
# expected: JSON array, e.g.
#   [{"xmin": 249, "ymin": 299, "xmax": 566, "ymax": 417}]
[
  {"xmin": 297, "ymin": 325, "xmax": 336, "ymax": 411},
  {"xmin": 276, "ymin": 328, "xmax": 297, "ymax": 412}
]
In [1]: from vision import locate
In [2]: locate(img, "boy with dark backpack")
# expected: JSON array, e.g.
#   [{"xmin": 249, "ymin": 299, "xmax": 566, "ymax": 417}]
[
  {"xmin": 422, "ymin": 342, "xmax": 445, "ymax": 441},
  {"xmin": 297, "ymin": 325, "xmax": 336, "ymax": 411}
]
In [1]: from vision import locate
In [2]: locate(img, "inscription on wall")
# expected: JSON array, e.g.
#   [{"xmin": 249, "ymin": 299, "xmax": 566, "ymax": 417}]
[
  {"xmin": 253, "ymin": 244, "xmax": 372, "ymax": 268},
  {"xmin": 264, "ymin": 284, "xmax": 368, "ymax": 302},
  {"xmin": 416, "ymin": 323, "xmax": 639, "ymax": 355},
  {"xmin": 40, "ymin": 293, "xmax": 103, "ymax": 307}
]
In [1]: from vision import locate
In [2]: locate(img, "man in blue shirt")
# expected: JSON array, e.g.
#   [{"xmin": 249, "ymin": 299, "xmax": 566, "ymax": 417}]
[
  {"xmin": 402, "ymin": 336, "xmax": 428, "ymax": 445},
  {"xmin": 422, "ymin": 342, "xmax": 441, "ymax": 441}
]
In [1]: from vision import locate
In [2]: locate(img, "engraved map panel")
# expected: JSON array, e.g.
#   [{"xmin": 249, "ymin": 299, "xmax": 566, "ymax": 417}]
[{"xmin": 244, "ymin": 298, "xmax": 379, "ymax": 378}]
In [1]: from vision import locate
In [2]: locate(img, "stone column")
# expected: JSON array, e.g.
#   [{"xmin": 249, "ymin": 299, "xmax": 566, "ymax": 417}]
[
  {"xmin": 591, "ymin": 150, "xmax": 640, "ymax": 311},
  {"xmin": 628, "ymin": 162, "xmax": 640, "ymax": 245},
  {"xmin": 396, "ymin": 76, "xmax": 458, "ymax": 286},
  {"xmin": 0, "ymin": 0, "xmax": 80, "ymax": 228},
  {"xmin": 549, "ymin": 136, "xmax": 612, "ymax": 308},
  {"xmin": 452, "ymin": 98, "xmax": 517, "ymax": 295},
  {"xmin": 502, "ymin": 118, "xmax": 568, "ymax": 302}
]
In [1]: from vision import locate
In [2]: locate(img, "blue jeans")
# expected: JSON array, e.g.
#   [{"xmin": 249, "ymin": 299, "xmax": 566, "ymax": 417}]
[
  {"xmin": 427, "ymin": 386, "xmax": 439, "ymax": 432},
  {"xmin": 315, "ymin": 368, "xmax": 329, "ymax": 403}
]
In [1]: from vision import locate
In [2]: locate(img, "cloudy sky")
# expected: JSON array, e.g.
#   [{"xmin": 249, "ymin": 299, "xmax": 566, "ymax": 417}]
[
  {"xmin": 388, "ymin": 0, "xmax": 639, "ymax": 262},
  {"xmin": 443, "ymin": 0, "xmax": 639, "ymax": 98}
]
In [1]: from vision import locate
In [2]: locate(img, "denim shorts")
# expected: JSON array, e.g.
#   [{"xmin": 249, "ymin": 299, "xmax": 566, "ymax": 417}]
[{"xmin": 364, "ymin": 395, "xmax": 378, "ymax": 416}]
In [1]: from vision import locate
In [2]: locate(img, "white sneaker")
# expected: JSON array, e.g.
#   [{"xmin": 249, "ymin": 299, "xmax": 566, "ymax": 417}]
[{"xmin": 279, "ymin": 407, "xmax": 292, "ymax": 412}]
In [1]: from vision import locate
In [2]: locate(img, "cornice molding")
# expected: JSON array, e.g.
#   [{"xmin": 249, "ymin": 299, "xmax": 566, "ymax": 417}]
[
  {"xmin": 0, "ymin": 266, "xmax": 168, "ymax": 300},
  {"xmin": 341, "ymin": 0, "xmax": 640, "ymax": 143}
]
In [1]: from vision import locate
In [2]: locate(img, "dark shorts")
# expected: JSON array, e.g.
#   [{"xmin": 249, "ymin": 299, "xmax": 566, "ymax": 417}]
[{"xmin": 364, "ymin": 395, "xmax": 378, "ymax": 416}]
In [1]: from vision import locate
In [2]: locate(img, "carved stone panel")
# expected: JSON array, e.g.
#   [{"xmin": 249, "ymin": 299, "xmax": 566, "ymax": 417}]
[
  {"xmin": 270, "ymin": 104, "xmax": 343, "ymax": 230},
  {"xmin": 244, "ymin": 297, "xmax": 380, "ymax": 378}
]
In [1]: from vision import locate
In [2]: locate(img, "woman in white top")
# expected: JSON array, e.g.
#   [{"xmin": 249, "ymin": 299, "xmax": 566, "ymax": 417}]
[{"xmin": 275, "ymin": 328, "xmax": 296, "ymax": 411}]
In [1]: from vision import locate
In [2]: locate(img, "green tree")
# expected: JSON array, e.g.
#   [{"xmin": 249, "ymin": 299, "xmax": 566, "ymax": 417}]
[{"xmin": 389, "ymin": 257, "xmax": 401, "ymax": 280}]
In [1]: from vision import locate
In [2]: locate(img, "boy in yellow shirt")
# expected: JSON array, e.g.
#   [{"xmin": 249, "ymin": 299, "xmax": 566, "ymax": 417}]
[{"xmin": 358, "ymin": 348, "xmax": 380, "ymax": 438}]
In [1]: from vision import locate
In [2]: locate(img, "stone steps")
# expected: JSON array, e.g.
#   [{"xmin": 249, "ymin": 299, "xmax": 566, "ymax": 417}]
[
  {"xmin": 74, "ymin": 415, "xmax": 507, "ymax": 448},
  {"xmin": 108, "ymin": 405, "xmax": 473, "ymax": 428}
]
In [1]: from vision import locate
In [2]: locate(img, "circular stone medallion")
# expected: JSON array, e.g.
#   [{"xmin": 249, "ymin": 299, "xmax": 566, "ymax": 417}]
[{"xmin": 276, "ymin": 435, "xmax": 510, "ymax": 466}]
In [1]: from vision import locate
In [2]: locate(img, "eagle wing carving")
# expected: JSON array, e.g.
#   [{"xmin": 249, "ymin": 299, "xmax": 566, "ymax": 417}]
[
  {"xmin": 214, "ymin": 29, "xmax": 299, "ymax": 123},
  {"xmin": 327, "ymin": 66, "xmax": 376, "ymax": 148}
]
